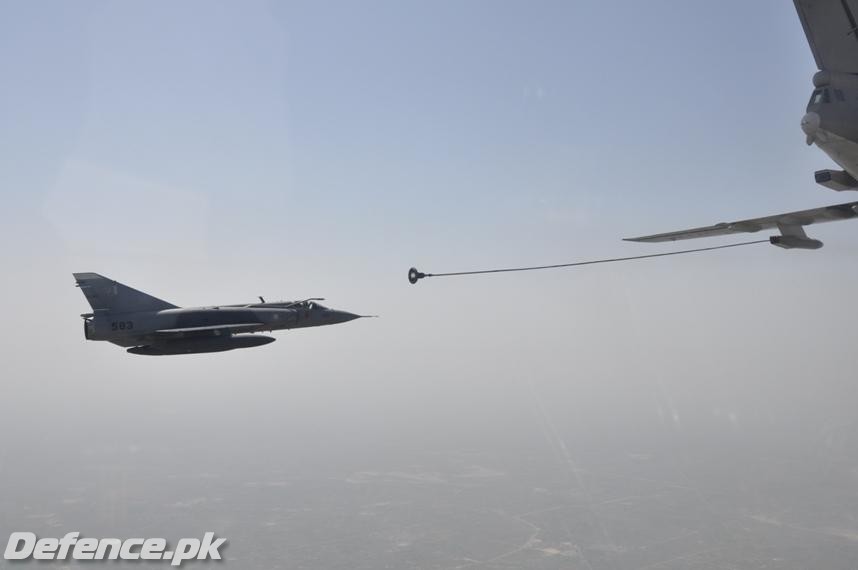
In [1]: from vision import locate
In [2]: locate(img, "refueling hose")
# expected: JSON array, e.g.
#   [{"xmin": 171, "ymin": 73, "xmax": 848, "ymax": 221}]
[{"xmin": 408, "ymin": 239, "xmax": 769, "ymax": 284}]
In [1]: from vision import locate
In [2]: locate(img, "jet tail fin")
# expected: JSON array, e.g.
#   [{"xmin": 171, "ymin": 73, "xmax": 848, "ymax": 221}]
[{"xmin": 73, "ymin": 273, "xmax": 178, "ymax": 314}]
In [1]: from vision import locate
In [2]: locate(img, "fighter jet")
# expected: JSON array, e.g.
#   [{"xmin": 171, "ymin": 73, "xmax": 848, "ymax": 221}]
[
  {"xmin": 74, "ymin": 273, "xmax": 370, "ymax": 355},
  {"xmin": 627, "ymin": 0, "xmax": 858, "ymax": 249}
]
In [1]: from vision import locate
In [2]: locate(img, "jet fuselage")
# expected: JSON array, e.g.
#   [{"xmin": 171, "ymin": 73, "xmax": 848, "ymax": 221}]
[
  {"xmin": 74, "ymin": 272, "xmax": 366, "ymax": 355},
  {"xmin": 85, "ymin": 303, "xmax": 361, "ymax": 347}
]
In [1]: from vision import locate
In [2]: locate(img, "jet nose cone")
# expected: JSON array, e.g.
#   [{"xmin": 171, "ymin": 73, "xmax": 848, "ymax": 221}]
[
  {"xmin": 801, "ymin": 112, "xmax": 821, "ymax": 141},
  {"xmin": 329, "ymin": 310, "xmax": 361, "ymax": 324}
]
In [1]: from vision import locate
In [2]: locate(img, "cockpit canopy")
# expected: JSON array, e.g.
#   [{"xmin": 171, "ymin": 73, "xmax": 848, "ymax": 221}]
[
  {"xmin": 247, "ymin": 299, "xmax": 328, "ymax": 310},
  {"xmin": 809, "ymin": 87, "xmax": 846, "ymax": 106},
  {"xmin": 284, "ymin": 300, "xmax": 328, "ymax": 310}
]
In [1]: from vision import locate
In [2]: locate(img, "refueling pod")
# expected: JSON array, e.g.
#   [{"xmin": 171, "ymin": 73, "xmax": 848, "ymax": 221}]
[
  {"xmin": 769, "ymin": 235, "xmax": 824, "ymax": 250},
  {"xmin": 815, "ymin": 169, "xmax": 858, "ymax": 191}
]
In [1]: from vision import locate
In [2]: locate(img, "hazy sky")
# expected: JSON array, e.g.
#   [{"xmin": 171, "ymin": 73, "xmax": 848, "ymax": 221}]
[{"xmin": 3, "ymin": 1, "xmax": 858, "ymax": 567}]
